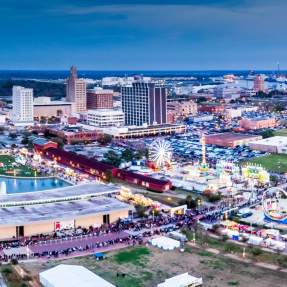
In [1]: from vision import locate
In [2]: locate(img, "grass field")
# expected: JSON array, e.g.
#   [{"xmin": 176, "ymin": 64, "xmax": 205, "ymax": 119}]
[
  {"xmin": 274, "ymin": 129, "xmax": 287, "ymax": 137},
  {"xmin": 246, "ymin": 154, "xmax": 287, "ymax": 173},
  {"xmin": 0, "ymin": 155, "xmax": 37, "ymax": 177},
  {"xmin": 21, "ymin": 245, "xmax": 287, "ymax": 287}
]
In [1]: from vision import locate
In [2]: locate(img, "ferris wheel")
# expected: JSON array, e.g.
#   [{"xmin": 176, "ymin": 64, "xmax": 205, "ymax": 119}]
[{"xmin": 149, "ymin": 139, "xmax": 173, "ymax": 168}]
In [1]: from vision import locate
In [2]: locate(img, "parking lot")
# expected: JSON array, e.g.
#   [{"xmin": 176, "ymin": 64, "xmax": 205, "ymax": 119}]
[{"xmin": 142, "ymin": 133, "xmax": 266, "ymax": 167}]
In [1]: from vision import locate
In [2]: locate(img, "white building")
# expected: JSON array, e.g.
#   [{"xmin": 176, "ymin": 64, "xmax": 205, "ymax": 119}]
[
  {"xmin": 87, "ymin": 109, "xmax": 124, "ymax": 127},
  {"xmin": 40, "ymin": 264, "xmax": 115, "ymax": 287},
  {"xmin": 158, "ymin": 273, "xmax": 203, "ymax": 287},
  {"xmin": 225, "ymin": 108, "xmax": 242, "ymax": 119},
  {"xmin": 12, "ymin": 86, "xmax": 34, "ymax": 124},
  {"xmin": 249, "ymin": 136, "xmax": 287, "ymax": 154}
]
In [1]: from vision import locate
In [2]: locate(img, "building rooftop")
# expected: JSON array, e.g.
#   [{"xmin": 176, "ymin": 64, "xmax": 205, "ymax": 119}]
[
  {"xmin": 34, "ymin": 97, "xmax": 73, "ymax": 106},
  {"xmin": 158, "ymin": 272, "xmax": 202, "ymax": 287},
  {"xmin": 40, "ymin": 264, "xmax": 116, "ymax": 287},
  {"xmin": 87, "ymin": 109, "xmax": 124, "ymax": 115},
  {"xmin": 0, "ymin": 183, "xmax": 119, "ymax": 206},
  {"xmin": 0, "ymin": 196, "xmax": 130, "ymax": 225},
  {"xmin": 206, "ymin": 132, "xmax": 260, "ymax": 141},
  {"xmin": 243, "ymin": 116, "xmax": 274, "ymax": 121},
  {"xmin": 249, "ymin": 136, "xmax": 287, "ymax": 147}
]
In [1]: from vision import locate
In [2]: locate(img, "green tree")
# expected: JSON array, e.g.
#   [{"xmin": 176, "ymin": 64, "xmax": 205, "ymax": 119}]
[
  {"xmin": 134, "ymin": 148, "xmax": 149, "ymax": 160},
  {"xmin": 135, "ymin": 205, "xmax": 148, "ymax": 218},
  {"xmin": 122, "ymin": 149, "xmax": 134, "ymax": 162},
  {"xmin": 274, "ymin": 104, "xmax": 285, "ymax": 112},
  {"xmin": 104, "ymin": 150, "xmax": 121, "ymax": 167},
  {"xmin": 185, "ymin": 195, "xmax": 197, "ymax": 208},
  {"xmin": 196, "ymin": 96, "xmax": 208, "ymax": 103},
  {"xmin": 260, "ymin": 130, "xmax": 275, "ymax": 139},
  {"xmin": 98, "ymin": 134, "xmax": 112, "ymax": 145},
  {"xmin": 51, "ymin": 137, "xmax": 65, "ymax": 148},
  {"xmin": 21, "ymin": 137, "xmax": 29, "ymax": 145}
]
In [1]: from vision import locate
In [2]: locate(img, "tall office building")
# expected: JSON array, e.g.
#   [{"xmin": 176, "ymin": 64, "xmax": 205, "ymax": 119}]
[
  {"xmin": 66, "ymin": 66, "xmax": 87, "ymax": 113},
  {"xmin": 121, "ymin": 82, "xmax": 167, "ymax": 126},
  {"xmin": 87, "ymin": 88, "xmax": 114, "ymax": 110},
  {"xmin": 253, "ymin": 75, "xmax": 265, "ymax": 93},
  {"xmin": 12, "ymin": 86, "xmax": 34, "ymax": 123}
]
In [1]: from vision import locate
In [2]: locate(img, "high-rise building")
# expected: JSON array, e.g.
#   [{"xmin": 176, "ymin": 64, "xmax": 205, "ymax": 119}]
[
  {"xmin": 87, "ymin": 88, "xmax": 113, "ymax": 110},
  {"xmin": 121, "ymin": 82, "xmax": 167, "ymax": 126},
  {"xmin": 253, "ymin": 75, "xmax": 265, "ymax": 93},
  {"xmin": 66, "ymin": 66, "xmax": 87, "ymax": 113},
  {"xmin": 12, "ymin": 86, "xmax": 34, "ymax": 123}
]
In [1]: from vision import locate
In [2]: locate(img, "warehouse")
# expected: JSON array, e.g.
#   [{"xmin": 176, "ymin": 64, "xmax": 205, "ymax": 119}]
[
  {"xmin": 0, "ymin": 183, "xmax": 131, "ymax": 239},
  {"xmin": 205, "ymin": 132, "xmax": 262, "ymax": 148},
  {"xmin": 249, "ymin": 136, "xmax": 287, "ymax": 154}
]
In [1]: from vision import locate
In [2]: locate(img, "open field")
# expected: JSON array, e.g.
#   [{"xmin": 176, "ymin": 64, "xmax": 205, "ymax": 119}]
[
  {"xmin": 274, "ymin": 129, "xmax": 287, "ymax": 137},
  {"xmin": 21, "ymin": 245, "xmax": 287, "ymax": 287},
  {"xmin": 0, "ymin": 155, "xmax": 37, "ymax": 177},
  {"xmin": 245, "ymin": 154, "xmax": 287, "ymax": 173}
]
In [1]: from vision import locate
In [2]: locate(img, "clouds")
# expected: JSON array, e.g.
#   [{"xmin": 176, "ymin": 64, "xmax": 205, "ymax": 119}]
[{"xmin": 0, "ymin": 0, "xmax": 286, "ymax": 69}]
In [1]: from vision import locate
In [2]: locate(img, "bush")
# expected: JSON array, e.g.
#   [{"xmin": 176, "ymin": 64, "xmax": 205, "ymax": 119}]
[
  {"xmin": 135, "ymin": 205, "xmax": 147, "ymax": 218},
  {"xmin": 206, "ymin": 193, "xmax": 222, "ymax": 203},
  {"xmin": 250, "ymin": 247, "xmax": 262, "ymax": 257},
  {"xmin": 224, "ymin": 242, "xmax": 241, "ymax": 253},
  {"xmin": 221, "ymin": 235, "xmax": 229, "ymax": 242},
  {"xmin": 277, "ymin": 255, "xmax": 287, "ymax": 268},
  {"xmin": 23, "ymin": 275, "xmax": 32, "ymax": 281},
  {"xmin": 2, "ymin": 266, "xmax": 12, "ymax": 274},
  {"xmin": 10, "ymin": 258, "xmax": 18, "ymax": 265}
]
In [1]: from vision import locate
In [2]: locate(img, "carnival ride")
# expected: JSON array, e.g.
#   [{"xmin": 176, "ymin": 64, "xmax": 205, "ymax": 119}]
[
  {"xmin": 262, "ymin": 187, "xmax": 287, "ymax": 224},
  {"xmin": 149, "ymin": 139, "xmax": 173, "ymax": 169}
]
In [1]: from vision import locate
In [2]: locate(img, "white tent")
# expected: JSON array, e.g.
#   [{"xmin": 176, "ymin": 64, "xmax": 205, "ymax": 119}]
[
  {"xmin": 248, "ymin": 235, "xmax": 263, "ymax": 246},
  {"xmin": 158, "ymin": 272, "xmax": 203, "ymax": 287},
  {"xmin": 40, "ymin": 264, "xmax": 115, "ymax": 287},
  {"xmin": 150, "ymin": 236, "xmax": 180, "ymax": 250},
  {"xmin": 264, "ymin": 238, "xmax": 285, "ymax": 251}
]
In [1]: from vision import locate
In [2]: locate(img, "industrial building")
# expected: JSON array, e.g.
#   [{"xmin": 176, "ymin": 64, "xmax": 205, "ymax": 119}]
[
  {"xmin": 249, "ymin": 136, "xmax": 287, "ymax": 154},
  {"xmin": 205, "ymin": 132, "xmax": 262, "ymax": 148},
  {"xmin": 239, "ymin": 117, "xmax": 276, "ymax": 130}
]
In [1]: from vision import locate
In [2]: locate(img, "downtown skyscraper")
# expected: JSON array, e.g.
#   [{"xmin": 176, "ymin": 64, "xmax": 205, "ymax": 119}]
[
  {"xmin": 121, "ymin": 81, "xmax": 167, "ymax": 126},
  {"xmin": 66, "ymin": 66, "xmax": 87, "ymax": 113},
  {"xmin": 12, "ymin": 86, "xmax": 34, "ymax": 123}
]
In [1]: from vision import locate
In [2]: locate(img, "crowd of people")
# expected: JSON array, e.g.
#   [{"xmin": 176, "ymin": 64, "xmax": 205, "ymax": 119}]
[{"xmin": 0, "ymin": 213, "xmax": 197, "ymax": 262}]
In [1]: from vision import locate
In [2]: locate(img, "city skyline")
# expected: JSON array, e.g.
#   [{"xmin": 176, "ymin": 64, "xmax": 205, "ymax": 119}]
[{"xmin": 1, "ymin": 0, "xmax": 287, "ymax": 70}]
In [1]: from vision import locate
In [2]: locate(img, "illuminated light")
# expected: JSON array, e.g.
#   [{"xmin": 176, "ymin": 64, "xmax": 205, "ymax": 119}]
[{"xmin": 149, "ymin": 139, "xmax": 172, "ymax": 169}]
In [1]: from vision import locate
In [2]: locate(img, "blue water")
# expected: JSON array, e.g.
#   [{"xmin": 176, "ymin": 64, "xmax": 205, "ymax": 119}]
[
  {"xmin": 0, "ymin": 177, "xmax": 71, "ymax": 194},
  {"xmin": 0, "ymin": 70, "xmax": 286, "ymax": 80}
]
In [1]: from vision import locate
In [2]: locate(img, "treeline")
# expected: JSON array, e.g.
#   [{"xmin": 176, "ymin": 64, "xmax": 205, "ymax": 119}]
[{"xmin": 0, "ymin": 79, "xmax": 66, "ymax": 101}]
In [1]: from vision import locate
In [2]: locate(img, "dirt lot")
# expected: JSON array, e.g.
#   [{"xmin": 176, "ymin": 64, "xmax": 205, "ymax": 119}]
[{"xmin": 22, "ymin": 246, "xmax": 287, "ymax": 287}]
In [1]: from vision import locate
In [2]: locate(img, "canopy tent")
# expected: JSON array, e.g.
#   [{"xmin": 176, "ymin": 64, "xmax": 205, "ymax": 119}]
[
  {"xmin": 150, "ymin": 236, "xmax": 180, "ymax": 250},
  {"xmin": 40, "ymin": 264, "xmax": 115, "ymax": 287},
  {"xmin": 158, "ymin": 272, "xmax": 203, "ymax": 287},
  {"xmin": 94, "ymin": 252, "xmax": 105, "ymax": 260}
]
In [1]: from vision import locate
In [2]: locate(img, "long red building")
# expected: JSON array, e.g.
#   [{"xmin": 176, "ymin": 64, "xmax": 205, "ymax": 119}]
[{"xmin": 36, "ymin": 146, "xmax": 172, "ymax": 193}]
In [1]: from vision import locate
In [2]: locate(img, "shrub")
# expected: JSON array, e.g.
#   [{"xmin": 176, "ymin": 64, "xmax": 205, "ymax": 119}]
[
  {"xmin": 277, "ymin": 255, "xmax": 287, "ymax": 268},
  {"xmin": 2, "ymin": 267, "xmax": 12, "ymax": 274},
  {"xmin": 250, "ymin": 247, "xmax": 262, "ymax": 257},
  {"xmin": 10, "ymin": 258, "xmax": 18, "ymax": 265},
  {"xmin": 222, "ymin": 235, "xmax": 229, "ymax": 242}
]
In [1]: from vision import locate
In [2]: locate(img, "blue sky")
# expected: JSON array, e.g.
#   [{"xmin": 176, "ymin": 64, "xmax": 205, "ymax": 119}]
[{"xmin": 0, "ymin": 0, "xmax": 286, "ymax": 70}]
